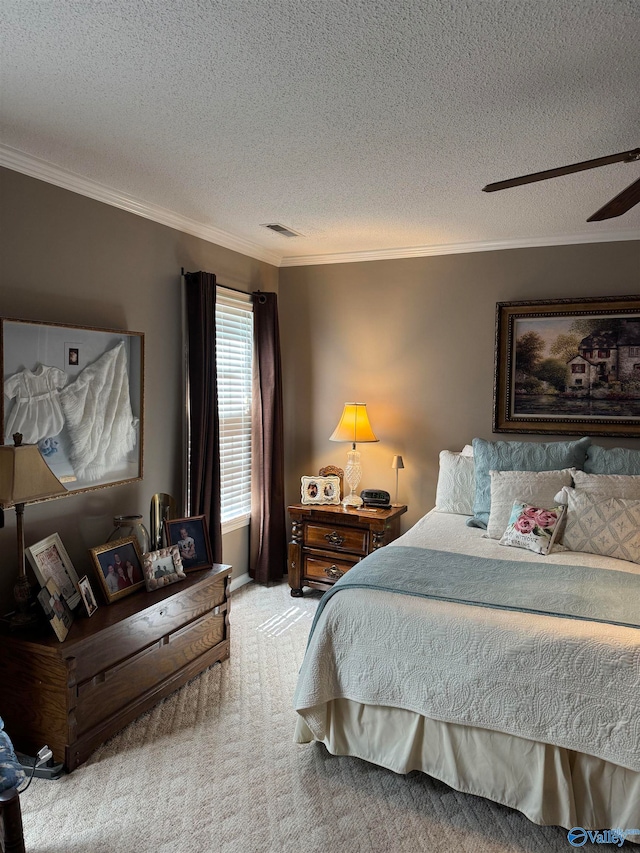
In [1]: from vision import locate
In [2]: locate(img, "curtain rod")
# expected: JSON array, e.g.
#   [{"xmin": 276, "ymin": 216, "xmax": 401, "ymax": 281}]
[{"xmin": 181, "ymin": 268, "xmax": 260, "ymax": 298}]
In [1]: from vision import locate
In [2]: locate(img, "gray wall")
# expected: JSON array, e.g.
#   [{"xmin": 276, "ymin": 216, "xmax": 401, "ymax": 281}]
[
  {"xmin": 2, "ymin": 164, "xmax": 639, "ymax": 611},
  {"xmin": 0, "ymin": 167, "xmax": 278, "ymax": 608},
  {"xmin": 279, "ymin": 243, "xmax": 640, "ymax": 531}
]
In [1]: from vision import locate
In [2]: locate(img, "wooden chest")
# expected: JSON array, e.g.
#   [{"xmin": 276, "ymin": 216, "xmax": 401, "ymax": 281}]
[{"xmin": 0, "ymin": 564, "xmax": 231, "ymax": 771}]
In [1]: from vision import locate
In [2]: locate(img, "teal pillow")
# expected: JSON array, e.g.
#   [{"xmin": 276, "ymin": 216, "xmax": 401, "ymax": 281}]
[
  {"xmin": 584, "ymin": 445, "xmax": 640, "ymax": 475},
  {"xmin": 468, "ymin": 436, "xmax": 591, "ymax": 528}
]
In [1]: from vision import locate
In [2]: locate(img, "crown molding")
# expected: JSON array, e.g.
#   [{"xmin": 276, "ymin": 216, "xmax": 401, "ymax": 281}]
[
  {"xmin": 2, "ymin": 144, "xmax": 638, "ymax": 270},
  {"xmin": 279, "ymin": 230, "xmax": 640, "ymax": 266},
  {"xmin": 0, "ymin": 145, "xmax": 282, "ymax": 267}
]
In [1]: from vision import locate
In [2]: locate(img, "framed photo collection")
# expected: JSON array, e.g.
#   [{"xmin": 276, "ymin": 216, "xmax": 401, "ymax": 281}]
[{"xmin": 300, "ymin": 475, "xmax": 341, "ymax": 505}]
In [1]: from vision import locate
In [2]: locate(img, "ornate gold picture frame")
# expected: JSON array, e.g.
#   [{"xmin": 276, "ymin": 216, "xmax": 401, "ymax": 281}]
[{"xmin": 494, "ymin": 295, "xmax": 640, "ymax": 437}]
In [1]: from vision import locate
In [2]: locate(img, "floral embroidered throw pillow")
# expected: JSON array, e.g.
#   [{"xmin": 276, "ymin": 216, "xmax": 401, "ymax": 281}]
[{"xmin": 499, "ymin": 501, "xmax": 566, "ymax": 556}]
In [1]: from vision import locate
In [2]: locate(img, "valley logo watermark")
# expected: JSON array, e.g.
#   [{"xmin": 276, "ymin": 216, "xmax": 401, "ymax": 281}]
[{"xmin": 568, "ymin": 827, "xmax": 640, "ymax": 847}]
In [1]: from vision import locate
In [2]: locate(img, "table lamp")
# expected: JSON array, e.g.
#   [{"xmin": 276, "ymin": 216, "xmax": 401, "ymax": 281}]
[
  {"xmin": 391, "ymin": 455, "xmax": 404, "ymax": 506},
  {"xmin": 329, "ymin": 403, "xmax": 378, "ymax": 508},
  {"xmin": 0, "ymin": 434, "xmax": 67, "ymax": 627}
]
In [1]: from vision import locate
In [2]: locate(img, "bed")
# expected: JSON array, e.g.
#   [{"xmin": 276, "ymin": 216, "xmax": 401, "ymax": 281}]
[{"xmin": 293, "ymin": 441, "xmax": 640, "ymax": 837}]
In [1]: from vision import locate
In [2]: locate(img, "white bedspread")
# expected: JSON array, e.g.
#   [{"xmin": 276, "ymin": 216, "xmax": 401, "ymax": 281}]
[{"xmin": 293, "ymin": 510, "xmax": 640, "ymax": 771}]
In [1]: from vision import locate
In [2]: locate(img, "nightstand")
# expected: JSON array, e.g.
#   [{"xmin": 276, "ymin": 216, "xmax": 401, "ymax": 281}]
[{"xmin": 287, "ymin": 504, "xmax": 407, "ymax": 597}]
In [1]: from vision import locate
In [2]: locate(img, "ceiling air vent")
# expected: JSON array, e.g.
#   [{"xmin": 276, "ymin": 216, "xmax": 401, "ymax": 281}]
[{"xmin": 261, "ymin": 223, "xmax": 303, "ymax": 238}]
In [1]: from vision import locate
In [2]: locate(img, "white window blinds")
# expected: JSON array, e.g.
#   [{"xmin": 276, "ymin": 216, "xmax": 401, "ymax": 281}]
[{"xmin": 216, "ymin": 288, "xmax": 253, "ymax": 527}]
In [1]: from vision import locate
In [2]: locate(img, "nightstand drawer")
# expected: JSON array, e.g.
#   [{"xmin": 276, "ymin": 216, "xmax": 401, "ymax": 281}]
[
  {"xmin": 305, "ymin": 523, "xmax": 368, "ymax": 555},
  {"xmin": 304, "ymin": 554, "xmax": 360, "ymax": 583}
]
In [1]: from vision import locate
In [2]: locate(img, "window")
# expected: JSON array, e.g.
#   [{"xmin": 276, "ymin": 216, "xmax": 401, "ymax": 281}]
[
  {"xmin": 597, "ymin": 349, "xmax": 610, "ymax": 358},
  {"xmin": 630, "ymin": 347, "xmax": 640, "ymax": 357},
  {"xmin": 574, "ymin": 379, "xmax": 583, "ymax": 386},
  {"xmin": 216, "ymin": 288, "xmax": 253, "ymax": 532},
  {"xmin": 571, "ymin": 364, "xmax": 585, "ymax": 373}
]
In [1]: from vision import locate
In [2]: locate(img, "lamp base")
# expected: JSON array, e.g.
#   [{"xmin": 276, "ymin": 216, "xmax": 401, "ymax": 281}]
[
  {"xmin": 11, "ymin": 571, "xmax": 39, "ymax": 629},
  {"xmin": 342, "ymin": 492, "xmax": 363, "ymax": 508},
  {"xmin": 3, "ymin": 608, "xmax": 40, "ymax": 631}
]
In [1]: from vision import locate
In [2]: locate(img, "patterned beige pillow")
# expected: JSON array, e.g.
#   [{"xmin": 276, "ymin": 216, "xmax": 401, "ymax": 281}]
[
  {"xmin": 563, "ymin": 490, "xmax": 640, "ymax": 565},
  {"xmin": 572, "ymin": 470, "xmax": 640, "ymax": 499},
  {"xmin": 485, "ymin": 468, "xmax": 575, "ymax": 540}
]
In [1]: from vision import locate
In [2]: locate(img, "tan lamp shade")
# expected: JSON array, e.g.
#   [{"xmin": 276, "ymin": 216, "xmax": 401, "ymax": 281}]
[
  {"xmin": 0, "ymin": 443, "xmax": 67, "ymax": 508},
  {"xmin": 391, "ymin": 455, "xmax": 404, "ymax": 470},
  {"xmin": 329, "ymin": 403, "xmax": 379, "ymax": 445}
]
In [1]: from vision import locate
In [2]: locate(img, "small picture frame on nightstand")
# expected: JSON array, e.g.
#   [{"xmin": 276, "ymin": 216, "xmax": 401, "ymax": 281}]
[{"xmin": 300, "ymin": 475, "xmax": 341, "ymax": 505}]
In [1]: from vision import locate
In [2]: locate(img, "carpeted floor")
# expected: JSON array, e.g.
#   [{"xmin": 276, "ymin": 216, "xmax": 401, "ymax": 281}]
[{"xmin": 21, "ymin": 580, "xmax": 577, "ymax": 852}]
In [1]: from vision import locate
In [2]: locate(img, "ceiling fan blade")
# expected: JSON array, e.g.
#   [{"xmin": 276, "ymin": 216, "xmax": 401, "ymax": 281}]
[
  {"xmin": 483, "ymin": 148, "xmax": 640, "ymax": 192},
  {"xmin": 586, "ymin": 176, "xmax": 640, "ymax": 221}
]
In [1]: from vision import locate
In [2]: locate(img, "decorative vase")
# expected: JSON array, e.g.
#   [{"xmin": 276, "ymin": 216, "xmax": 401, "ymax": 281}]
[{"xmin": 107, "ymin": 514, "xmax": 151, "ymax": 555}]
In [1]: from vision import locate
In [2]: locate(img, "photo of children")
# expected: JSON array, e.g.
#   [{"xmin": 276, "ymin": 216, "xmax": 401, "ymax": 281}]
[
  {"xmin": 300, "ymin": 475, "xmax": 341, "ymax": 506},
  {"xmin": 78, "ymin": 575, "xmax": 98, "ymax": 617},
  {"xmin": 165, "ymin": 516, "xmax": 213, "ymax": 572},
  {"xmin": 177, "ymin": 527, "xmax": 196, "ymax": 562}
]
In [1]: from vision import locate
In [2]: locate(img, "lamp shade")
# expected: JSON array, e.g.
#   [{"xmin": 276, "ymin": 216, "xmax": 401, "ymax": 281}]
[
  {"xmin": 0, "ymin": 443, "xmax": 67, "ymax": 508},
  {"xmin": 329, "ymin": 403, "xmax": 378, "ymax": 444},
  {"xmin": 391, "ymin": 455, "xmax": 404, "ymax": 470}
]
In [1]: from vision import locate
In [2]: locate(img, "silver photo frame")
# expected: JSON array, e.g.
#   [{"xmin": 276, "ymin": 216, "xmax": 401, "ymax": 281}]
[{"xmin": 26, "ymin": 532, "xmax": 81, "ymax": 609}]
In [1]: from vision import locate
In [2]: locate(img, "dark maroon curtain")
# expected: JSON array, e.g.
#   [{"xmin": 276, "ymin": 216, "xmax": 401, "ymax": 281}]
[
  {"xmin": 250, "ymin": 291, "xmax": 286, "ymax": 583},
  {"xmin": 184, "ymin": 271, "xmax": 222, "ymax": 564}
]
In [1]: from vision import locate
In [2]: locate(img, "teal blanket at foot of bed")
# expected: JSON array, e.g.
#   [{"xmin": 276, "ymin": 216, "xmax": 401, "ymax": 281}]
[{"xmin": 309, "ymin": 546, "xmax": 640, "ymax": 640}]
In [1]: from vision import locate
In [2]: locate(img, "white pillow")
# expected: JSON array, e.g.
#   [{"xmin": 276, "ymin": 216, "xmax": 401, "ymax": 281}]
[
  {"xmin": 572, "ymin": 470, "xmax": 640, "ymax": 500},
  {"xmin": 435, "ymin": 450, "xmax": 475, "ymax": 516},
  {"xmin": 562, "ymin": 490, "xmax": 640, "ymax": 565},
  {"xmin": 485, "ymin": 468, "xmax": 575, "ymax": 540}
]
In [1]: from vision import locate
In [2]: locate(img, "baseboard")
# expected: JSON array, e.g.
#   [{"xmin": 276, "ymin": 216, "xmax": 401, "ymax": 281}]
[{"xmin": 230, "ymin": 573, "xmax": 251, "ymax": 592}]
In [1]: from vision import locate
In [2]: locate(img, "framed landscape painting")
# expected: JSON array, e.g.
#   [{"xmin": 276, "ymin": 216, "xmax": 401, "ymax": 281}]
[{"xmin": 494, "ymin": 295, "xmax": 640, "ymax": 437}]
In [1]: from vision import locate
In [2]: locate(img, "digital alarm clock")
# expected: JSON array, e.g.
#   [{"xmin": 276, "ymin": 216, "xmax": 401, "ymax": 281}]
[{"xmin": 361, "ymin": 489, "xmax": 391, "ymax": 508}]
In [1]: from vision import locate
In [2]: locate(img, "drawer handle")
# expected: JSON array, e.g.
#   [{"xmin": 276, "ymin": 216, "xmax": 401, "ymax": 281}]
[
  {"xmin": 324, "ymin": 565, "xmax": 344, "ymax": 580},
  {"xmin": 324, "ymin": 530, "xmax": 345, "ymax": 546}
]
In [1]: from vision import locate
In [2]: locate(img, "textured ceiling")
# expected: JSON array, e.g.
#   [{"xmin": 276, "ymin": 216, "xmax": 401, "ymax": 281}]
[{"xmin": 1, "ymin": 0, "xmax": 639, "ymax": 266}]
